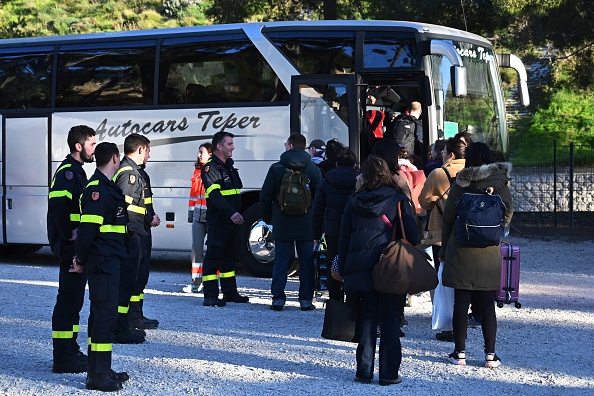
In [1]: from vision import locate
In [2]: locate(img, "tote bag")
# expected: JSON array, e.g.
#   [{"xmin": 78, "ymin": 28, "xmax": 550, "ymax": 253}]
[
  {"xmin": 372, "ymin": 201, "xmax": 438, "ymax": 295},
  {"xmin": 321, "ymin": 299, "xmax": 360, "ymax": 343}
]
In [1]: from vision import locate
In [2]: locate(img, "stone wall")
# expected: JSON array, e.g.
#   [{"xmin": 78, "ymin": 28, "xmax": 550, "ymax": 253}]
[{"xmin": 510, "ymin": 168, "xmax": 594, "ymax": 212}]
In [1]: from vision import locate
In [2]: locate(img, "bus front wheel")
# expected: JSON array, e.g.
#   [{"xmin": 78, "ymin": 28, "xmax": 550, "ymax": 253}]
[{"xmin": 240, "ymin": 205, "xmax": 276, "ymax": 278}]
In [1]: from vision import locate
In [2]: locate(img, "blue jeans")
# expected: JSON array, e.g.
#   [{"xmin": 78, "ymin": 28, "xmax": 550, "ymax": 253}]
[
  {"xmin": 271, "ymin": 240, "xmax": 315, "ymax": 307},
  {"xmin": 354, "ymin": 291, "xmax": 405, "ymax": 381}
]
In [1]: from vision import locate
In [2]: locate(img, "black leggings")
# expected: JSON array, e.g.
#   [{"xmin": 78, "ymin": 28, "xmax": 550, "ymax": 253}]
[{"xmin": 453, "ymin": 289, "xmax": 497, "ymax": 354}]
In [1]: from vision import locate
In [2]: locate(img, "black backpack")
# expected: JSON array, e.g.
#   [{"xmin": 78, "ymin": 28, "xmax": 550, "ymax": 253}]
[
  {"xmin": 454, "ymin": 187, "xmax": 506, "ymax": 248},
  {"xmin": 384, "ymin": 114, "xmax": 416, "ymax": 155},
  {"xmin": 277, "ymin": 168, "xmax": 311, "ymax": 216}
]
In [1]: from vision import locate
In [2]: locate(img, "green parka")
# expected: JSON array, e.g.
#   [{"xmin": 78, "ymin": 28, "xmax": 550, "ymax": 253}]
[
  {"xmin": 259, "ymin": 149, "xmax": 322, "ymax": 241},
  {"xmin": 441, "ymin": 162, "xmax": 514, "ymax": 291}
]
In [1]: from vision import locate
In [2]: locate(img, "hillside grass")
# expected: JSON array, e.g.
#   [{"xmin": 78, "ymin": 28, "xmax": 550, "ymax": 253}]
[
  {"xmin": 510, "ymin": 89, "xmax": 594, "ymax": 166},
  {"xmin": 0, "ymin": 0, "xmax": 211, "ymax": 36}
]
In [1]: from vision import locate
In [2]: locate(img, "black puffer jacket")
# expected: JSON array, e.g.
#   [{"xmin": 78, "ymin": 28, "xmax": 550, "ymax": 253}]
[
  {"xmin": 311, "ymin": 166, "xmax": 359, "ymax": 240},
  {"xmin": 337, "ymin": 186, "xmax": 419, "ymax": 294}
]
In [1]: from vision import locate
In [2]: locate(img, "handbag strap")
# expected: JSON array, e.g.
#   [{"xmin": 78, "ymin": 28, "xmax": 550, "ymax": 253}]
[
  {"xmin": 381, "ymin": 201, "xmax": 408, "ymax": 243},
  {"xmin": 380, "ymin": 214, "xmax": 398, "ymax": 242},
  {"xmin": 396, "ymin": 200, "xmax": 409, "ymax": 244}
]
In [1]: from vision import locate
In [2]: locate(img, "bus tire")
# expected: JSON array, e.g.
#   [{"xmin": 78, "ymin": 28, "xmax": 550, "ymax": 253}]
[
  {"xmin": 240, "ymin": 204, "xmax": 276, "ymax": 278},
  {"xmin": 240, "ymin": 204, "xmax": 300, "ymax": 278}
]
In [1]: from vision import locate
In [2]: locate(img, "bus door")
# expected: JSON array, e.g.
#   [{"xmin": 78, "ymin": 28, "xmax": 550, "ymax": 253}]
[
  {"xmin": 360, "ymin": 75, "xmax": 428, "ymax": 161},
  {"xmin": 2, "ymin": 116, "xmax": 49, "ymax": 245},
  {"xmin": 290, "ymin": 75, "xmax": 360, "ymax": 158}
]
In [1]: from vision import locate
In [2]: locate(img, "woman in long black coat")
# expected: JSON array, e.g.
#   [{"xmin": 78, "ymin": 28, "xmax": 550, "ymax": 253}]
[{"xmin": 336, "ymin": 156, "xmax": 419, "ymax": 386}]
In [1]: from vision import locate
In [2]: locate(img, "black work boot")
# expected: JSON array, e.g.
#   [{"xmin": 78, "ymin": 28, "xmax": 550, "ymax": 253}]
[
  {"xmin": 73, "ymin": 349, "xmax": 88, "ymax": 363},
  {"xmin": 222, "ymin": 293, "xmax": 249, "ymax": 303},
  {"xmin": 203, "ymin": 297, "xmax": 226, "ymax": 307},
  {"xmin": 86, "ymin": 372, "xmax": 123, "ymax": 392},
  {"xmin": 138, "ymin": 300, "xmax": 159, "ymax": 328},
  {"xmin": 130, "ymin": 316, "xmax": 158, "ymax": 330},
  {"xmin": 109, "ymin": 369, "xmax": 129, "ymax": 383},
  {"xmin": 113, "ymin": 329, "xmax": 145, "ymax": 344},
  {"xmin": 53, "ymin": 355, "xmax": 88, "ymax": 373}
]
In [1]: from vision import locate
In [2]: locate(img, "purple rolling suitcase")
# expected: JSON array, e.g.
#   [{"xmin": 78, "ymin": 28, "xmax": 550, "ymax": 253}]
[{"xmin": 496, "ymin": 242, "xmax": 521, "ymax": 308}]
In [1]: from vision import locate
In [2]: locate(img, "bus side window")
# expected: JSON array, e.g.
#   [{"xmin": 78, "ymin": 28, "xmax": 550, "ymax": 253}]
[
  {"xmin": 160, "ymin": 86, "xmax": 183, "ymax": 105},
  {"xmin": 56, "ymin": 45, "xmax": 155, "ymax": 108},
  {"xmin": 0, "ymin": 53, "xmax": 52, "ymax": 109},
  {"xmin": 159, "ymin": 34, "xmax": 288, "ymax": 105},
  {"xmin": 185, "ymin": 83, "xmax": 207, "ymax": 104}
]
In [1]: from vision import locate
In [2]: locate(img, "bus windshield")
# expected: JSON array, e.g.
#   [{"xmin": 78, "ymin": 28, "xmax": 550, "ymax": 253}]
[{"xmin": 430, "ymin": 41, "xmax": 507, "ymax": 155}]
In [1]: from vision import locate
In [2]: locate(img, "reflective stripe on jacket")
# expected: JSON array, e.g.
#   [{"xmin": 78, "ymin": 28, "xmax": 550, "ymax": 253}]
[
  {"xmin": 75, "ymin": 170, "xmax": 129, "ymax": 262},
  {"xmin": 113, "ymin": 156, "xmax": 147, "ymax": 236},
  {"xmin": 47, "ymin": 154, "xmax": 87, "ymax": 253},
  {"xmin": 189, "ymin": 168, "xmax": 207, "ymax": 210}
]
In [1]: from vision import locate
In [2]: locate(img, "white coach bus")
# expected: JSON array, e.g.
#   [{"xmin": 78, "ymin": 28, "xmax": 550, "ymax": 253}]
[{"xmin": 0, "ymin": 20, "xmax": 529, "ymax": 277}]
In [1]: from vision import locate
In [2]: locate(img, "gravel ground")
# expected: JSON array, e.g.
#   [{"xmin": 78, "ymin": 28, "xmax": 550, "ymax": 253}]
[{"xmin": 0, "ymin": 234, "xmax": 593, "ymax": 395}]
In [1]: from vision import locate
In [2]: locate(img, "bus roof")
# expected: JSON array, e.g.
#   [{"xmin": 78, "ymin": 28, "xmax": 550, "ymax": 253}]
[{"xmin": 0, "ymin": 20, "xmax": 492, "ymax": 49}]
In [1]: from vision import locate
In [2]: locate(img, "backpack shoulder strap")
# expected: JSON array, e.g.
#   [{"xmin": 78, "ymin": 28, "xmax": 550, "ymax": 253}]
[
  {"xmin": 442, "ymin": 167, "xmax": 455, "ymax": 185},
  {"xmin": 435, "ymin": 167, "xmax": 456, "ymax": 216}
]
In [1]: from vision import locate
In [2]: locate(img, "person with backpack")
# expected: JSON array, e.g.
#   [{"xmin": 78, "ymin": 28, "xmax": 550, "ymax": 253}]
[
  {"xmin": 384, "ymin": 101, "xmax": 422, "ymax": 158},
  {"xmin": 260, "ymin": 133, "xmax": 323, "ymax": 311},
  {"xmin": 439, "ymin": 142, "xmax": 513, "ymax": 368},
  {"xmin": 419, "ymin": 137, "xmax": 467, "ymax": 342}
]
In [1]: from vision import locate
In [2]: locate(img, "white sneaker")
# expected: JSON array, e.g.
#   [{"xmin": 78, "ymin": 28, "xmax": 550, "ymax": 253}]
[
  {"xmin": 448, "ymin": 351, "xmax": 466, "ymax": 366},
  {"xmin": 485, "ymin": 353, "xmax": 501, "ymax": 368}
]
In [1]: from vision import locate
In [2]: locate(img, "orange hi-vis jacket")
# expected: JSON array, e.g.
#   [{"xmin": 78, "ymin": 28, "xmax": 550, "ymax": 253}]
[{"xmin": 189, "ymin": 168, "xmax": 207, "ymax": 210}]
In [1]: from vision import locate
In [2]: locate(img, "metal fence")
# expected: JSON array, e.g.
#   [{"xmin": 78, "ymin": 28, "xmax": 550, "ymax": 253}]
[{"xmin": 509, "ymin": 142, "xmax": 594, "ymax": 230}]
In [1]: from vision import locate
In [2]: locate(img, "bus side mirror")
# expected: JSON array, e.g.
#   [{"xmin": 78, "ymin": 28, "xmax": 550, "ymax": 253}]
[{"xmin": 451, "ymin": 66, "xmax": 467, "ymax": 97}]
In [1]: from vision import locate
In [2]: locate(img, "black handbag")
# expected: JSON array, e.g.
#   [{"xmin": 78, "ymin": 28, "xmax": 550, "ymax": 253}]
[{"xmin": 321, "ymin": 299, "xmax": 360, "ymax": 343}]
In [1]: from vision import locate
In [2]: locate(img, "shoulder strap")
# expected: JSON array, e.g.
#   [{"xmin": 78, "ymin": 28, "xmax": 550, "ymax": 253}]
[
  {"xmin": 435, "ymin": 168, "xmax": 455, "ymax": 216},
  {"xmin": 397, "ymin": 200, "xmax": 409, "ymax": 244},
  {"xmin": 381, "ymin": 213, "xmax": 399, "ymax": 242},
  {"xmin": 442, "ymin": 167, "xmax": 455, "ymax": 184}
]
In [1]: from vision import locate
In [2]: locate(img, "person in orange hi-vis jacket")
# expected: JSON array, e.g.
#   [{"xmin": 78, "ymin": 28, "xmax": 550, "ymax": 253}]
[{"xmin": 184, "ymin": 142, "xmax": 212, "ymax": 293}]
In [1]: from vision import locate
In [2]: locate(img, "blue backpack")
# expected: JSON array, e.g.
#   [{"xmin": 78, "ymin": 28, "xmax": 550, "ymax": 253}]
[{"xmin": 454, "ymin": 187, "xmax": 506, "ymax": 248}]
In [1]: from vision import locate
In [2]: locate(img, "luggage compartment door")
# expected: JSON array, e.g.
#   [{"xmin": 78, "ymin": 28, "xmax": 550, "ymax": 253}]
[{"xmin": 4, "ymin": 117, "xmax": 49, "ymax": 244}]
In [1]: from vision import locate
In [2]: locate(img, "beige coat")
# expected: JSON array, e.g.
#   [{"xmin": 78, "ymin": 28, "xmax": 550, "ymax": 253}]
[{"xmin": 418, "ymin": 159, "xmax": 466, "ymax": 245}]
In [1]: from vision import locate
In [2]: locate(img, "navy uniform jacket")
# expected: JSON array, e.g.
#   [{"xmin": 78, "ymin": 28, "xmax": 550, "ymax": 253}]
[
  {"xmin": 201, "ymin": 154, "xmax": 243, "ymax": 225},
  {"xmin": 47, "ymin": 154, "xmax": 87, "ymax": 255},
  {"xmin": 113, "ymin": 156, "xmax": 147, "ymax": 236},
  {"xmin": 75, "ymin": 169, "xmax": 128, "ymax": 262},
  {"xmin": 138, "ymin": 165, "xmax": 155, "ymax": 230}
]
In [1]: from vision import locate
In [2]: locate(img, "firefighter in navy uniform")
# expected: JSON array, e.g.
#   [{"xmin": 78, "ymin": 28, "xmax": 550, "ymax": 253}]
[
  {"xmin": 201, "ymin": 132, "xmax": 249, "ymax": 307},
  {"xmin": 47, "ymin": 125, "xmax": 96, "ymax": 374},
  {"xmin": 74, "ymin": 142, "xmax": 130, "ymax": 392},
  {"xmin": 112, "ymin": 134, "xmax": 150, "ymax": 344},
  {"xmin": 130, "ymin": 135, "xmax": 161, "ymax": 331}
]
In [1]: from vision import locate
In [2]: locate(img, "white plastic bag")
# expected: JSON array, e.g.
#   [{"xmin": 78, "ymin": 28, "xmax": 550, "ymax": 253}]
[{"xmin": 431, "ymin": 264, "xmax": 454, "ymax": 331}]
